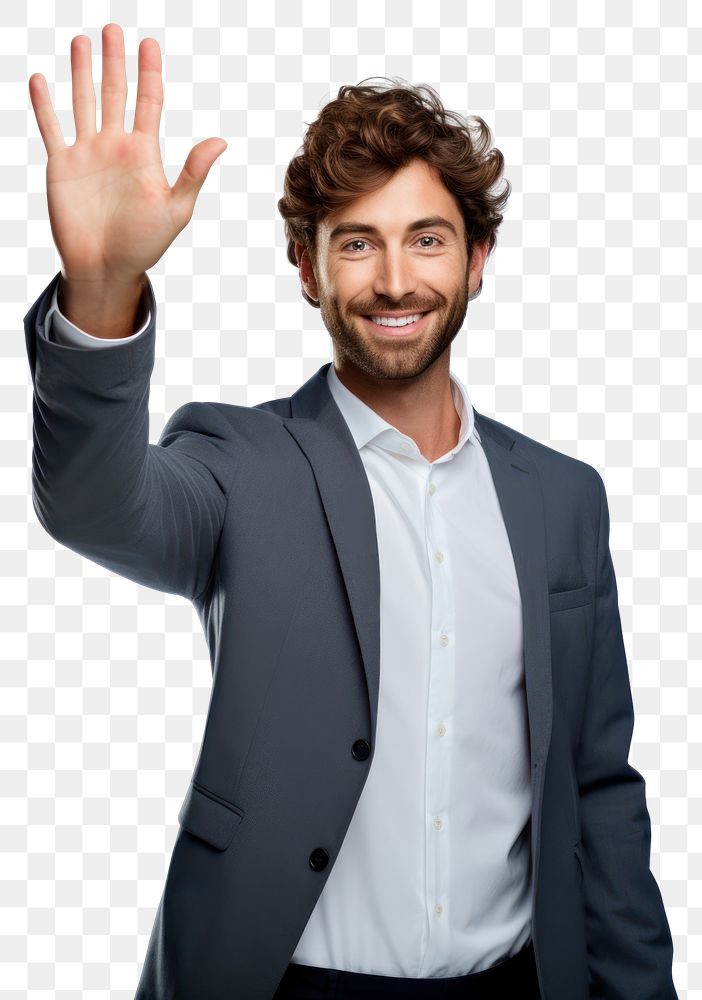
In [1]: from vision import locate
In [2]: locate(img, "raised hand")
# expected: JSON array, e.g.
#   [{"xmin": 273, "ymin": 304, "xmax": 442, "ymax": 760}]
[{"xmin": 28, "ymin": 23, "xmax": 226, "ymax": 288}]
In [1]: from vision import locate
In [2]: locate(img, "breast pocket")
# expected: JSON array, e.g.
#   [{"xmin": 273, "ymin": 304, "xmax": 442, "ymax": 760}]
[
  {"xmin": 548, "ymin": 584, "xmax": 595, "ymax": 715},
  {"xmin": 549, "ymin": 583, "xmax": 594, "ymax": 613}
]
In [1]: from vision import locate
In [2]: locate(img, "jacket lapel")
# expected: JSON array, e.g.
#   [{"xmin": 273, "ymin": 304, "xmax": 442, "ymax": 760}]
[
  {"xmin": 472, "ymin": 407, "xmax": 553, "ymax": 774},
  {"xmin": 284, "ymin": 363, "xmax": 553, "ymax": 870},
  {"xmin": 285, "ymin": 365, "xmax": 383, "ymax": 741}
]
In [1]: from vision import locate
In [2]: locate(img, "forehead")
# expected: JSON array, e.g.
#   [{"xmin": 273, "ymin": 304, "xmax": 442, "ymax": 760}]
[{"xmin": 321, "ymin": 159, "xmax": 463, "ymax": 238}]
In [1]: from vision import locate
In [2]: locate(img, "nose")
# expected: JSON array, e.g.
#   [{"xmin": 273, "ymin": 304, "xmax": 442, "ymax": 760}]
[{"xmin": 370, "ymin": 245, "xmax": 420, "ymax": 305}]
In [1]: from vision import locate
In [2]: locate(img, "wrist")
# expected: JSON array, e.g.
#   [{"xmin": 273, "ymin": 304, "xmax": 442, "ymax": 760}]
[{"xmin": 58, "ymin": 270, "xmax": 148, "ymax": 340}]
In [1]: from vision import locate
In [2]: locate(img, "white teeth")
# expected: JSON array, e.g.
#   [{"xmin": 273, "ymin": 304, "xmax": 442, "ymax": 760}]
[{"xmin": 369, "ymin": 313, "xmax": 425, "ymax": 327}]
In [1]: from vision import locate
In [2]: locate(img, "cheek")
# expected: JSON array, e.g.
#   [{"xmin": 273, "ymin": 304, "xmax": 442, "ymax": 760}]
[{"xmin": 327, "ymin": 278, "xmax": 366, "ymax": 312}]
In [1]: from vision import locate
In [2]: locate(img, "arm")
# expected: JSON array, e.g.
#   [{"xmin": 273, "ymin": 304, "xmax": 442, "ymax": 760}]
[
  {"xmin": 25, "ymin": 271, "xmax": 238, "ymax": 603},
  {"xmin": 575, "ymin": 469, "xmax": 677, "ymax": 999},
  {"xmin": 26, "ymin": 24, "xmax": 228, "ymax": 599}
]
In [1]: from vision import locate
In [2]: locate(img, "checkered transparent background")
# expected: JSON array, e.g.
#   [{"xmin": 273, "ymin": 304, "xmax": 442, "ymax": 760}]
[{"xmin": 4, "ymin": 0, "xmax": 699, "ymax": 996}]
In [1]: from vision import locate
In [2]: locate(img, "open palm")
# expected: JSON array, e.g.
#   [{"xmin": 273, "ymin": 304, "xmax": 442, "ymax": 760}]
[{"xmin": 28, "ymin": 23, "xmax": 226, "ymax": 284}]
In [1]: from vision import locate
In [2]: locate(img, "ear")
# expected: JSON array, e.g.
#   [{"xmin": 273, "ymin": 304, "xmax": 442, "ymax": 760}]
[
  {"xmin": 294, "ymin": 241, "xmax": 319, "ymax": 304},
  {"xmin": 468, "ymin": 240, "xmax": 490, "ymax": 298}
]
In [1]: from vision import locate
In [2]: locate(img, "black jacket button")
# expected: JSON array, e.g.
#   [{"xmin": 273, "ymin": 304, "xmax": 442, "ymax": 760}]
[
  {"xmin": 309, "ymin": 847, "xmax": 329, "ymax": 872},
  {"xmin": 352, "ymin": 739, "xmax": 370, "ymax": 760}
]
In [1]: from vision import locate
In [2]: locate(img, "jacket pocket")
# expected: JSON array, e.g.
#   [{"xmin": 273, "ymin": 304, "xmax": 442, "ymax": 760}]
[
  {"xmin": 549, "ymin": 583, "xmax": 594, "ymax": 613},
  {"xmin": 177, "ymin": 781, "xmax": 244, "ymax": 851}
]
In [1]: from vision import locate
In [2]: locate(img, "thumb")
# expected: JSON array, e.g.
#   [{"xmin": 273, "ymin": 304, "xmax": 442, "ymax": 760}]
[{"xmin": 171, "ymin": 137, "xmax": 227, "ymax": 218}]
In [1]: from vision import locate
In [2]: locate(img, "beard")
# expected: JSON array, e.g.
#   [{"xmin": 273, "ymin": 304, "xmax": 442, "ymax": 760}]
[{"xmin": 318, "ymin": 265, "xmax": 472, "ymax": 382}]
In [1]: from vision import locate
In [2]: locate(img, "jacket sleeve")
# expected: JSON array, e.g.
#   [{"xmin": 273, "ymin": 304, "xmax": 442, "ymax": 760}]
[
  {"xmin": 574, "ymin": 469, "xmax": 677, "ymax": 999},
  {"xmin": 25, "ymin": 271, "xmax": 238, "ymax": 603}
]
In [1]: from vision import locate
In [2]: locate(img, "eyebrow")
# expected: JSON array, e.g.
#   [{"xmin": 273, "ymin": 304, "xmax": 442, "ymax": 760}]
[{"xmin": 328, "ymin": 215, "xmax": 459, "ymax": 243}]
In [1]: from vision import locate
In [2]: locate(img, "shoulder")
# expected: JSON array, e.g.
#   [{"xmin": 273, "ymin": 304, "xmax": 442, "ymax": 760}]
[
  {"xmin": 476, "ymin": 409, "xmax": 603, "ymax": 514},
  {"xmin": 165, "ymin": 395, "xmax": 292, "ymax": 434}
]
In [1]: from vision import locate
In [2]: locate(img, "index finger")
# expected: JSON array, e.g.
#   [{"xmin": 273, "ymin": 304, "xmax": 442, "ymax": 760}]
[{"xmin": 28, "ymin": 73, "xmax": 67, "ymax": 157}]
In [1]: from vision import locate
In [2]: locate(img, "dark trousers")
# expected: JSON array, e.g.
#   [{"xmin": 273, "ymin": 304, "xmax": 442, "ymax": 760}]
[{"xmin": 272, "ymin": 939, "xmax": 541, "ymax": 999}]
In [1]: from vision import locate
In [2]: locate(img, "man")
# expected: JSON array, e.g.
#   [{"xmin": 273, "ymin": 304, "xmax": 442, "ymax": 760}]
[{"xmin": 25, "ymin": 22, "xmax": 677, "ymax": 1000}]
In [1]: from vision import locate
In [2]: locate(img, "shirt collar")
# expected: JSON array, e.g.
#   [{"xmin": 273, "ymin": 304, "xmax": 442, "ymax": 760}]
[{"xmin": 326, "ymin": 362, "xmax": 481, "ymax": 458}]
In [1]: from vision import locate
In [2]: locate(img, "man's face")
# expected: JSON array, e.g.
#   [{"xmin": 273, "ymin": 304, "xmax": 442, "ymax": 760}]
[{"xmin": 297, "ymin": 158, "xmax": 488, "ymax": 381}]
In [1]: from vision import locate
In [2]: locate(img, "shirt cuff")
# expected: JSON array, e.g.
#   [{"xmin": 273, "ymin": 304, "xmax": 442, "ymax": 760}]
[{"xmin": 45, "ymin": 281, "xmax": 151, "ymax": 347}]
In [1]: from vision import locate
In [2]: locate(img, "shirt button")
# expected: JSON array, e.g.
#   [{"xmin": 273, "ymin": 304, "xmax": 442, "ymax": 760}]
[
  {"xmin": 435, "ymin": 551, "xmax": 444, "ymax": 563},
  {"xmin": 436, "ymin": 723, "xmax": 446, "ymax": 737},
  {"xmin": 433, "ymin": 817, "xmax": 443, "ymax": 830},
  {"xmin": 428, "ymin": 483, "xmax": 436, "ymax": 495},
  {"xmin": 435, "ymin": 903, "xmax": 443, "ymax": 916},
  {"xmin": 401, "ymin": 441, "xmax": 412, "ymax": 452},
  {"xmin": 439, "ymin": 634, "xmax": 449, "ymax": 647}
]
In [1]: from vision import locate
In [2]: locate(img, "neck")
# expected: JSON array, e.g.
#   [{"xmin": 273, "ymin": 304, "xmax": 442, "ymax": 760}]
[{"xmin": 332, "ymin": 355, "xmax": 462, "ymax": 462}]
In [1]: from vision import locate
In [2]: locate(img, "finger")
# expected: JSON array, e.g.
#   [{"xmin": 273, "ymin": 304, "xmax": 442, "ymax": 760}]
[
  {"xmin": 70, "ymin": 34, "xmax": 96, "ymax": 137},
  {"xmin": 28, "ymin": 73, "xmax": 66, "ymax": 157},
  {"xmin": 170, "ymin": 137, "xmax": 228, "ymax": 220},
  {"xmin": 132, "ymin": 37, "xmax": 163, "ymax": 138},
  {"xmin": 100, "ymin": 23, "xmax": 127, "ymax": 131}
]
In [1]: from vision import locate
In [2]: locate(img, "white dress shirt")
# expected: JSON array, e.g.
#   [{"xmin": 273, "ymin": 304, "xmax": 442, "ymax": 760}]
[{"xmin": 45, "ymin": 287, "xmax": 534, "ymax": 978}]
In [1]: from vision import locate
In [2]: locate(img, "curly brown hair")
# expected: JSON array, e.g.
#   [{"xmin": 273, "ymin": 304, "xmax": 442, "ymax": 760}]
[{"xmin": 277, "ymin": 77, "xmax": 511, "ymax": 309}]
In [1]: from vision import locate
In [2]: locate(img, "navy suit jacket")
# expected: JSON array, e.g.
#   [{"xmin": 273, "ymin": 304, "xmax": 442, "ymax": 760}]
[{"xmin": 25, "ymin": 272, "xmax": 677, "ymax": 999}]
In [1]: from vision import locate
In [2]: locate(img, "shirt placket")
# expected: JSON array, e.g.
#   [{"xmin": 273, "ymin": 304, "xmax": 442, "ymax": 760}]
[{"xmin": 421, "ymin": 459, "xmax": 455, "ymax": 969}]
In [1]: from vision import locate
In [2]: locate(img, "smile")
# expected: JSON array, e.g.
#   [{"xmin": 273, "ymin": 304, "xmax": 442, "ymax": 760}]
[{"xmin": 361, "ymin": 311, "xmax": 433, "ymax": 336}]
